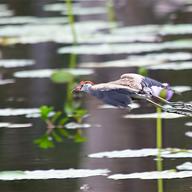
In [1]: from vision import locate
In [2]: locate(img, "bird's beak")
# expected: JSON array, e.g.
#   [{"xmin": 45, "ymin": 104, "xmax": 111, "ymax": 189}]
[
  {"xmin": 72, "ymin": 89, "xmax": 76, "ymax": 93},
  {"xmin": 72, "ymin": 85, "xmax": 81, "ymax": 94}
]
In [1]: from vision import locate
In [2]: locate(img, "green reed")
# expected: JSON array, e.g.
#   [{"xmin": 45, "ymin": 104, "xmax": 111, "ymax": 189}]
[
  {"xmin": 65, "ymin": 0, "xmax": 78, "ymax": 68},
  {"xmin": 156, "ymin": 107, "xmax": 163, "ymax": 192},
  {"xmin": 106, "ymin": 0, "xmax": 117, "ymax": 30},
  {"xmin": 65, "ymin": 0, "xmax": 77, "ymax": 106},
  {"xmin": 35, "ymin": 0, "xmax": 87, "ymax": 149}
]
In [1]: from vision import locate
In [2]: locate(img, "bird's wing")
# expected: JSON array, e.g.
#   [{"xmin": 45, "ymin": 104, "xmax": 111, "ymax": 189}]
[
  {"xmin": 141, "ymin": 76, "xmax": 163, "ymax": 88},
  {"xmin": 102, "ymin": 90, "xmax": 133, "ymax": 107},
  {"xmin": 110, "ymin": 73, "xmax": 143, "ymax": 91},
  {"xmin": 91, "ymin": 84, "xmax": 134, "ymax": 107},
  {"xmin": 91, "ymin": 83, "xmax": 140, "ymax": 93}
]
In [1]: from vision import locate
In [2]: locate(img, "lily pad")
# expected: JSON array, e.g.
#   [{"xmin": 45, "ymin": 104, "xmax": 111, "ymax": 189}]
[
  {"xmin": 14, "ymin": 68, "xmax": 94, "ymax": 78},
  {"xmin": 147, "ymin": 61, "xmax": 192, "ymax": 70},
  {"xmin": 0, "ymin": 79, "xmax": 15, "ymax": 85},
  {"xmin": 89, "ymin": 148, "xmax": 192, "ymax": 159},
  {"xmin": 65, "ymin": 122, "xmax": 91, "ymax": 129},
  {"xmin": 185, "ymin": 131, "xmax": 192, "ymax": 138},
  {"xmin": 0, "ymin": 169, "xmax": 110, "ymax": 180},
  {"xmin": 177, "ymin": 162, "xmax": 192, "ymax": 170},
  {"xmin": 0, "ymin": 108, "xmax": 39, "ymax": 117},
  {"xmin": 112, "ymin": 24, "xmax": 192, "ymax": 36},
  {"xmin": 172, "ymin": 86, "xmax": 192, "ymax": 93},
  {"xmin": 0, "ymin": 122, "xmax": 32, "ymax": 128},
  {"xmin": 44, "ymin": 3, "xmax": 106, "ymax": 15},
  {"xmin": 108, "ymin": 170, "xmax": 192, "ymax": 180},
  {"xmin": 99, "ymin": 103, "xmax": 140, "ymax": 109},
  {"xmin": 124, "ymin": 112, "xmax": 184, "ymax": 119},
  {"xmin": 185, "ymin": 122, "xmax": 192, "ymax": 126},
  {"xmin": 0, "ymin": 4, "xmax": 13, "ymax": 17},
  {"xmin": 0, "ymin": 17, "xmax": 68, "ymax": 25},
  {"xmin": 128, "ymin": 52, "xmax": 192, "ymax": 62},
  {"xmin": 80, "ymin": 59, "xmax": 162, "ymax": 68},
  {"xmin": 58, "ymin": 40, "xmax": 192, "ymax": 55},
  {"xmin": 0, "ymin": 59, "xmax": 34, "ymax": 68}
]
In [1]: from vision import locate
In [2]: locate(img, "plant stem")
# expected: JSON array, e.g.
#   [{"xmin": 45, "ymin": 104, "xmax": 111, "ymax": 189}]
[
  {"xmin": 65, "ymin": 0, "xmax": 77, "ymax": 44},
  {"xmin": 65, "ymin": 0, "xmax": 78, "ymax": 68},
  {"xmin": 106, "ymin": 0, "xmax": 116, "ymax": 30},
  {"xmin": 156, "ymin": 107, "xmax": 163, "ymax": 192}
]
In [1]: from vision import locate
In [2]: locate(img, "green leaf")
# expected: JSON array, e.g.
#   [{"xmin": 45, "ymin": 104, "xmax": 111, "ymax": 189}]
[
  {"xmin": 51, "ymin": 70, "xmax": 74, "ymax": 83},
  {"xmin": 59, "ymin": 117, "xmax": 69, "ymax": 125},
  {"xmin": 34, "ymin": 134, "xmax": 54, "ymax": 149},
  {"xmin": 40, "ymin": 105, "xmax": 53, "ymax": 120},
  {"xmin": 64, "ymin": 102, "xmax": 74, "ymax": 115},
  {"xmin": 75, "ymin": 109, "xmax": 87, "ymax": 117},
  {"xmin": 51, "ymin": 111, "xmax": 62, "ymax": 123},
  {"xmin": 57, "ymin": 128, "xmax": 70, "ymax": 138},
  {"xmin": 51, "ymin": 131, "xmax": 63, "ymax": 143},
  {"xmin": 138, "ymin": 67, "xmax": 148, "ymax": 76},
  {"xmin": 74, "ymin": 132, "xmax": 87, "ymax": 143}
]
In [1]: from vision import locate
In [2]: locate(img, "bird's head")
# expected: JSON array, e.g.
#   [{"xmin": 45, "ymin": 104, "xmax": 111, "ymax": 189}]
[{"xmin": 73, "ymin": 81, "xmax": 94, "ymax": 93}]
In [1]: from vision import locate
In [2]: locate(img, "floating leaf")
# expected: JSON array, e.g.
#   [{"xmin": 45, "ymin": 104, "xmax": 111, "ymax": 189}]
[
  {"xmin": 14, "ymin": 68, "xmax": 94, "ymax": 78},
  {"xmin": 44, "ymin": 3, "xmax": 106, "ymax": 15},
  {"xmin": 0, "ymin": 21, "xmax": 113, "ymax": 45},
  {"xmin": 34, "ymin": 134, "xmax": 54, "ymax": 149},
  {"xmin": 0, "ymin": 108, "xmax": 39, "ymax": 117},
  {"xmin": 124, "ymin": 112, "xmax": 184, "ymax": 119},
  {"xmin": 172, "ymin": 86, "xmax": 192, "ymax": 93},
  {"xmin": 65, "ymin": 122, "xmax": 91, "ymax": 129},
  {"xmin": 58, "ymin": 40, "xmax": 192, "ymax": 55},
  {"xmin": 185, "ymin": 122, "xmax": 192, "ymax": 126},
  {"xmin": 177, "ymin": 162, "xmax": 192, "ymax": 170},
  {"xmin": 99, "ymin": 103, "xmax": 140, "ymax": 109},
  {"xmin": 0, "ymin": 59, "xmax": 34, "ymax": 68},
  {"xmin": 0, "ymin": 79, "xmax": 15, "ymax": 85},
  {"xmin": 0, "ymin": 169, "xmax": 110, "ymax": 180},
  {"xmin": 112, "ymin": 24, "xmax": 192, "ymax": 36},
  {"xmin": 147, "ymin": 61, "xmax": 192, "ymax": 70},
  {"xmin": 0, "ymin": 122, "xmax": 32, "ymax": 128},
  {"xmin": 128, "ymin": 52, "xmax": 192, "ymax": 62},
  {"xmin": 185, "ymin": 131, "xmax": 192, "ymax": 138},
  {"xmin": 51, "ymin": 70, "xmax": 74, "ymax": 83},
  {"xmin": 89, "ymin": 148, "xmax": 192, "ymax": 158},
  {"xmin": 0, "ymin": 16, "xmax": 68, "ymax": 25},
  {"xmin": 108, "ymin": 170, "xmax": 192, "ymax": 180},
  {"xmin": 80, "ymin": 59, "xmax": 161, "ymax": 68}
]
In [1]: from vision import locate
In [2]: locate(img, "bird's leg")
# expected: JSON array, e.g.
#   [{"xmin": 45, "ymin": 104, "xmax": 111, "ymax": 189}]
[
  {"xmin": 135, "ymin": 93, "xmax": 192, "ymax": 117},
  {"xmin": 152, "ymin": 95, "xmax": 182, "ymax": 106},
  {"xmin": 152, "ymin": 95, "xmax": 192, "ymax": 111},
  {"xmin": 142, "ymin": 87, "xmax": 184, "ymax": 107},
  {"xmin": 146, "ymin": 98, "xmax": 164, "ymax": 109},
  {"xmin": 147, "ymin": 98, "xmax": 192, "ymax": 117}
]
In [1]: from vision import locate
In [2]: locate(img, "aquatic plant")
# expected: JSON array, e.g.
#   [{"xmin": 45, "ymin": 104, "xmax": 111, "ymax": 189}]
[
  {"xmin": 156, "ymin": 108, "xmax": 163, "ymax": 192},
  {"xmin": 35, "ymin": 0, "xmax": 86, "ymax": 149},
  {"xmin": 34, "ymin": 105, "xmax": 87, "ymax": 149}
]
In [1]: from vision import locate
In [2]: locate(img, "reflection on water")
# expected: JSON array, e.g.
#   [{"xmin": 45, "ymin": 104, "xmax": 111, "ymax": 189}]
[{"xmin": 0, "ymin": 0, "xmax": 192, "ymax": 192}]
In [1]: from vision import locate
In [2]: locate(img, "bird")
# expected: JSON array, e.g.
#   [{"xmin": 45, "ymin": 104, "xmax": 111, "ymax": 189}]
[{"xmin": 73, "ymin": 73, "xmax": 192, "ymax": 117}]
